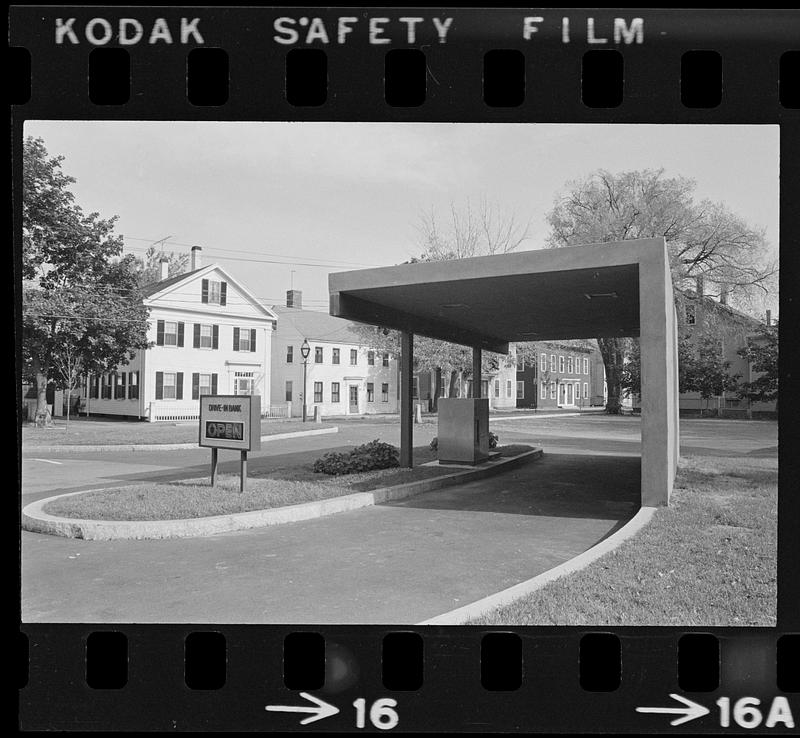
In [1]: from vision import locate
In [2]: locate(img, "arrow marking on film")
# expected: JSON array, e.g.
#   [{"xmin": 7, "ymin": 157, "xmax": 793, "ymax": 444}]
[
  {"xmin": 266, "ymin": 692, "xmax": 339, "ymax": 725},
  {"xmin": 636, "ymin": 693, "xmax": 710, "ymax": 726}
]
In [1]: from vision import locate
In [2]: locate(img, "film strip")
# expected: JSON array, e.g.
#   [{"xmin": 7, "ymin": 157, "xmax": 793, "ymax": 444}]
[{"xmin": 12, "ymin": 6, "xmax": 799, "ymax": 733}]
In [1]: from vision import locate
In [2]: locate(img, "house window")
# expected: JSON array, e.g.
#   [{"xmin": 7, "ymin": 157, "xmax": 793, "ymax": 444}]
[
  {"xmin": 516, "ymin": 355, "xmax": 525, "ymax": 371},
  {"xmin": 128, "ymin": 371, "xmax": 139, "ymax": 400},
  {"xmin": 162, "ymin": 372, "xmax": 177, "ymax": 399},
  {"xmin": 315, "ymin": 346, "xmax": 323, "ymax": 364},
  {"xmin": 285, "ymin": 381, "xmax": 293, "ymax": 402},
  {"xmin": 381, "ymin": 383, "xmax": 389, "ymax": 402},
  {"xmin": 234, "ymin": 327, "xmax": 256, "ymax": 352},
  {"xmin": 481, "ymin": 379, "xmax": 489, "ymax": 397},
  {"xmin": 368, "ymin": 351, "xmax": 375, "ymax": 366},
  {"xmin": 192, "ymin": 372, "xmax": 217, "ymax": 399},
  {"xmin": 350, "ymin": 349, "xmax": 358, "ymax": 365},
  {"xmin": 114, "ymin": 372, "xmax": 126, "ymax": 399},
  {"xmin": 540, "ymin": 353, "xmax": 547, "ymax": 372},
  {"xmin": 412, "ymin": 377, "xmax": 419, "ymax": 399},
  {"xmin": 583, "ymin": 357, "xmax": 589, "ymax": 375},
  {"xmin": 541, "ymin": 381, "xmax": 547, "ymax": 399},
  {"xmin": 331, "ymin": 382, "xmax": 340, "ymax": 403},
  {"xmin": 506, "ymin": 380, "xmax": 512, "ymax": 398},
  {"xmin": 163, "ymin": 321, "xmax": 179, "ymax": 346},
  {"xmin": 313, "ymin": 382, "xmax": 323, "ymax": 403},
  {"xmin": 101, "ymin": 374, "xmax": 112, "ymax": 399},
  {"xmin": 198, "ymin": 374, "xmax": 212, "ymax": 396},
  {"xmin": 199, "ymin": 324, "xmax": 213, "ymax": 348},
  {"xmin": 382, "ymin": 353, "xmax": 389, "ymax": 367},
  {"xmin": 685, "ymin": 303, "xmax": 696, "ymax": 325},
  {"xmin": 286, "ymin": 345, "xmax": 294, "ymax": 363},
  {"xmin": 550, "ymin": 354, "xmax": 556, "ymax": 372},
  {"xmin": 494, "ymin": 380, "xmax": 500, "ymax": 398},
  {"xmin": 517, "ymin": 381, "xmax": 525, "ymax": 398},
  {"xmin": 583, "ymin": 382, "xmax": 589, "ymax": 399},
  {"xmin": 202, "ymin": 279, "xmax": 226, "ymax": 305},
  {"xmin": 567, "ymin": 356, "xmax": 574, "ymax": 374},
  {"xmin": 332, "ymin": 348, "xmax": 340, "ymax": 365},
  {"xmin": 559, "ymin": 355, "xmax": 565, "ymax": 373},
  {"xmin": 550, "ymin": 381, "xmax": 556, "ymax": 399},
  {"xmin": 367, "ymin": 382, "xmax": 375, "ymax": 402}
]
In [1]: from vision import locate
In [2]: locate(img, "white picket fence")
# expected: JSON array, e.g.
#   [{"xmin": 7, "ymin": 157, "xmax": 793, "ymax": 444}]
[{"xmin": 147, "ymin": 401, "xmax": 292, "ymax": 422}]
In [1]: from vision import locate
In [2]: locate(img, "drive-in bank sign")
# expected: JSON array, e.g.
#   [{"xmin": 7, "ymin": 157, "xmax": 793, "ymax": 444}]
[{"xmin": 199, "ymin": 395, "xmax": 261, "ymax": 451}]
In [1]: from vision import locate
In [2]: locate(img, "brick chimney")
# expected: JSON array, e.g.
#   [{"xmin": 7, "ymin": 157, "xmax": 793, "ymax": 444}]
[
  {"xmin": 719, "ymin": 284, "xmax": 728, "ymax": 306},
  {"xmin": 191, "ymin": 245, "xmax": 202, "ymax": 271},
  {"xmin": 695, "ymin": 275, "xmax": 704, "ymax": 297},
  {"xmin": 159, "ymin": 256, "xmax": 169, "ymax": 281},
  {"xmin": 286, "ymin": 289, "xmax": 302, "ymax": 309},
  {"xmin": 766, "ymin": 309, "xmax": 771, "ymax": 327}
]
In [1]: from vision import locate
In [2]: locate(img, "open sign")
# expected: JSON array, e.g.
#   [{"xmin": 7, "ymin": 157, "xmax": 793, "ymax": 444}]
[
  {"xmin": 205, "ymin": 421, "xmax": 243, "ymax": 440},
  {"xmin": 198, "ymin": 395, "xmax": 261, "ymax": 451}
]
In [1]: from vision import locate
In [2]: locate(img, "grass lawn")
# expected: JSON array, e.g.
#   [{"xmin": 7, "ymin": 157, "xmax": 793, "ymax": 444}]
[
  {"xmin": 468, "ymin": 454, "xmax": 777, "ymax": 627},
  {"xmin": 42, "ymin": 444, "xmax": 534, "ymax": 521},
  {"xmin": 21, "ymin": 417, "xmax": 328, "ymax": 447}
]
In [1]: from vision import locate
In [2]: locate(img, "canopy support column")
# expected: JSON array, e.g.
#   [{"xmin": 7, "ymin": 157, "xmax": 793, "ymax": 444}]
[
  {"xmin": 472, "ymin": 347, "xmax": 482, "ymax": 398},
  {"xmin": 400, "ymin": 330, "xmax": 414, "ymax": 468}
]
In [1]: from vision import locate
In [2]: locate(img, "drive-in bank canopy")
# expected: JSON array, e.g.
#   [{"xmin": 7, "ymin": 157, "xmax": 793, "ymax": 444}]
[{"xmin": 329, "ymin": 238, "xmax": 678, "ymax": 506}]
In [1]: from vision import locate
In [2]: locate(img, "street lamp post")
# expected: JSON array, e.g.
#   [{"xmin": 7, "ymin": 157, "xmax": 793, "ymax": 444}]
[{"xmin": 300, "ymin": 338, "xmax": 310, "ymax": 422}]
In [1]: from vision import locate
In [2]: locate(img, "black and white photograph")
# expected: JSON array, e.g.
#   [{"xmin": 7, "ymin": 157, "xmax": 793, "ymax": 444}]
[{"xmin": 20, "ymin": 120, "xmax": 779, "ymax": 626}]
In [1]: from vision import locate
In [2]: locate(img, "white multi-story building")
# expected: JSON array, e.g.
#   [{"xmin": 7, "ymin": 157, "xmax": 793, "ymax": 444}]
[
  {"xmin": 81, "ymin": 247, "xmax": 278, "ymax": 421},
  {"xmin": 271, "ymin": 290, "xmax": 399, "ymax": 417}
]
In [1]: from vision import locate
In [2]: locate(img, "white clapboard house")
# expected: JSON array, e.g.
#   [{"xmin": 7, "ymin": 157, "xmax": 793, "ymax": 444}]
[{"xmin": 81, "ymin": 247, "xmax": 279, "ymax": 421}]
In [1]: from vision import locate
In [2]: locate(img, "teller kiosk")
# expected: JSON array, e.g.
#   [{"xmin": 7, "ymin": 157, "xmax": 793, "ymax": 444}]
[{"xmin": 437, "ymin": 397, "xmax": 490, "ymax": 466}]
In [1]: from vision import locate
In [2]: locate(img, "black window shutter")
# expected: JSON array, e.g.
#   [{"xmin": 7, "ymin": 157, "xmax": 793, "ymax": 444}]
[
  {"xmin": 250, "ymin": 328, "xmax": 256, "ymax": 352},
  {"xmin": 121, "ymin": 371, "xmax": 127, "ymax": 399},
  {"xmin": 233, "ymin": 327, "xmax": 240, "ymax": 351},
  {"xmin": 155, "ymin": 372, "xmax": 163, "ymax": 400},
  {"xmin": 193, "ymin": 324, "xmax": 201, "ymax": 348},
  {"xmin": 176, "ymin": 372, "xmax": 184, "ymax": 400},
  {"xmin": 156, "ymin": 320, "xmax": 165, "ymax": 346},
  {"xmin": 201, "ymin": 279, "xmax": 209, "ymax": 303},
  {"xmin": 211, "ymin": 374, "xmax": 218, "ymax": 394},
  {"xmin": 220, "ymin": 282, "xmax": 227, "ymax": 306},
  {"xmin": 192, "ymin": 372, "xmax": 200, "ymax": 400},
  {"xmin": 212, "ymin": 325, "xmax": 219, "ymax": 349},
  {"xmin": 177, "ymin": 322, "xmax": 185, "ymax": 347}
]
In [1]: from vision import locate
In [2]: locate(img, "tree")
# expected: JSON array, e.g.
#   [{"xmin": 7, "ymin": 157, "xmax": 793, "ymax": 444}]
[
  {"xmin": 620, "ymin": 332, "xmax": 700, "ymax": 400},
  {"xmin": 22, "ymin": 137, "xmax": 151, "ymax": 426},
  {"xmin": 688, "ymin": 334, "xmax": 740, "ymax": 414},
  {"xmin": 736, "ymin": 323, "xmax": 779, "ymax": 406},
  {"xmin": 134, "ymin": 244, "xmax": 190, "ymax": 286},
  {"xmin": 416, "ymin": 197, "xmax": 532, "ymax": 261},
  {"xmin": 546, "ymin": 168, "xmax": 776, "ymax": 412}
]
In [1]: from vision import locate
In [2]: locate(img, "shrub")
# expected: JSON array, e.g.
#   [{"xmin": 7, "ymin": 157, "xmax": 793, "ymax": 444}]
[
  {"xmin": 313, "ymin": 439, "xmax": 400, "ymax": 475},
  {"xmin": 429, "ymin": 437, "xmax": 438, "ymax": 452}
]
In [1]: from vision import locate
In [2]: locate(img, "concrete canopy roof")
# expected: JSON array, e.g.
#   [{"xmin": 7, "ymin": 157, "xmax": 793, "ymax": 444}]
[{"xmin": 329, "ymin": 239, "xmax": 659, "ymax": 353}]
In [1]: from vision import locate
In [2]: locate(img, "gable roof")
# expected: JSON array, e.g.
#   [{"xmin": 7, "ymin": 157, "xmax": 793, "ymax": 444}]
[
  {"xmin": 271, "ymin": 305, "xmax": 366, "ymax": 343},
  {"xmin": 139, "ymin": 268, "xmax": 204, "ymax": 298},
  {"xmin": 141, "ymin": 263, "xmax": 277, "ymax": 321},
  {"xmin": 680, "ymin": 288, "xmax": 765, "ymax": 328}
]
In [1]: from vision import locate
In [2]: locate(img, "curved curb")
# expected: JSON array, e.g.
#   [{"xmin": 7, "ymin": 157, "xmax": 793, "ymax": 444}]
[
  {"xmin": 22, "ymin": 426, "xmax": 339, "ymax": 454},
  {"xmin": 22, "ymin": 448, "xmax": 543, "ymax": 541},
  {"xmin": 417, "ymin": 505, "xmax": 658, "ymax": 625}
]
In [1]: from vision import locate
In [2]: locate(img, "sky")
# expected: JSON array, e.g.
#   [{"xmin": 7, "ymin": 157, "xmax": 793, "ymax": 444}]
[{"xmin": 24, "ymin": 121, "xmax": 779, "ymax": 315}]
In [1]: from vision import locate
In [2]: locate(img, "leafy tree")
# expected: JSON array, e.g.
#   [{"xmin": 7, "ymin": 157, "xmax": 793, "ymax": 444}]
[
  {"xmin": 546, "ymin": 168, "xmax": 775, "ymax": 412},
  {"xmin": 686, "ymin": 334, "xmax": 740, "ymax": 414},
  {"xmin": 22, "ymin": 136, "xmax": 150, "ymax": 426},
  {"xmin": 620, "ymin": 333, "xmax": 699, "ymax": 400},
  {"xmin": 134, "ymin": 244, "xmax": 190, "ymax": 286},
  {"xmin": 736, "ymin": 323, "xmax": 779, "ymax": 406}
]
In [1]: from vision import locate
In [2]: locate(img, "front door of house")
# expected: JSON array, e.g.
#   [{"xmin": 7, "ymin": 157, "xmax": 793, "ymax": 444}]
[
  {"xmin": 566, "ymin": 383, "xmax": 574, "ymax": 406},
  {"xmin": 558, "ymin": 383, "xmax": 566, "ymax": 406},
  {"xmin": 349, "ymin": 385, "xmax": 359, "ymax": 414}
]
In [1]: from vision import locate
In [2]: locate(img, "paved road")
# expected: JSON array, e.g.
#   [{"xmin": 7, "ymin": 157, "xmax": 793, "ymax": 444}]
[{"xmin": 20, "ymin": 416, "xmax": 777, "ymax": 624}]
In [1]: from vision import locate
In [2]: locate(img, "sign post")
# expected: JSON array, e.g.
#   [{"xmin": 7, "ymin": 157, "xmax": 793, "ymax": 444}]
[{"xmin": 199, "ymin": 395, "xmax": 261, "ymax": 492}]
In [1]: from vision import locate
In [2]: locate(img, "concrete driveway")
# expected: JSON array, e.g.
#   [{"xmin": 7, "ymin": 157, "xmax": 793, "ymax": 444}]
[{"xmin": 21, "ymin": 451, "xmax": 640, "ymax": 624}]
